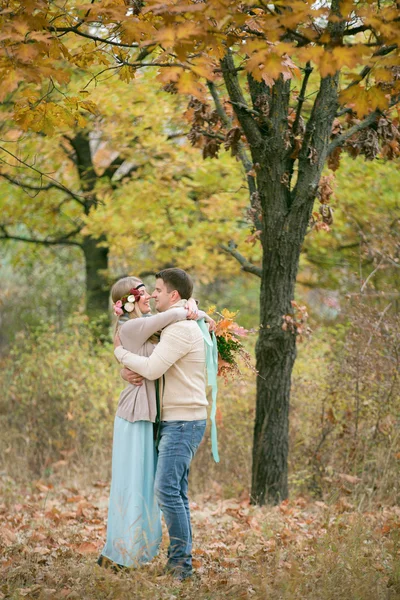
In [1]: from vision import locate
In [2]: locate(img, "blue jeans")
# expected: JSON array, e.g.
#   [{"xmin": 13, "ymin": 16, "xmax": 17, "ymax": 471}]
[{"xmin": 154, "ymin": 420, "xmax": 206, "ymax": 578}]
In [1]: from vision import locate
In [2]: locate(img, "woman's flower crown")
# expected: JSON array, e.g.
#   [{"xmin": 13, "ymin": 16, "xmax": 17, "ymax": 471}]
[{"xmin": 113, "ymin": 287, "xmax": 142, "ymax": 316}]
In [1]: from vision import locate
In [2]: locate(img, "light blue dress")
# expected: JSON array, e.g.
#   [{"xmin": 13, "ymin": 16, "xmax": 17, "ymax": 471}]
[{"xmin": 101, "ymin": 417, "xmax": 161, "ymax": 566}]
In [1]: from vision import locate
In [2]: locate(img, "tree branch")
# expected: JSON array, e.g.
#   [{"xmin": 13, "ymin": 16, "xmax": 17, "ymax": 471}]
[
  {"xmin": 0, "ymin": 172, "xmax": 85, "ymax": 205},
  {"xmin": 220, "ymin": 242, "xmax": 261, "ymax": 277},
  {"xmin": 118, "ymin": 59, "xmax": 187, "ymax": 69},
  {"xmin": 207, "ymin": 80, "xmax": 231, "ymax": 128},
  {"xmin": 344, "ymin": 44, "xmax": 398, "ymax": 90},
  {"xmin": 102, "ymin": 155, "xmax": 126, "ymax": 180},
  {"xmin": 207, "ymin": 80, "xmax": 261, "ymax": 231},
  {"xmin": 51, "ymin": 25, "xmax": 139, "ymax": 49},
  {"xmin": 327, "ymin": 110, "xmax": 379, "ymax": 155},
  {"xmin": 291, "ymin": 0, "xmax": 344, "ymax": 212},
  {"xmin": 343, "ymin": 25, "xmax": 371, "ymax": 37},
  {"xmin": 0, "ymin": 146, "xmax": 86, "ymax": 204},
  {"xmin": 110, "ymin": 163, "xmax": 140, "ymax": 187},
  {"xmin": 220, "ymin": 51, "xmax": 263, "ymax": 149},
  {"xmin": 293, "ymin": 62, "xmax": 313, "ymax": 137},
  {"xmin": 0, "ymin": 225, "xmax": 83, "ymax": 247},
  {"xmin": 199, "ymin": 129, "xmax": 225, "ymax": 141}
]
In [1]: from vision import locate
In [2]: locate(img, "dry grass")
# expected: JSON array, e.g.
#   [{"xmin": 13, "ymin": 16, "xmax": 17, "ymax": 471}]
[
  {"xmin": 1, "ymin": 317, "xmax": 399, "ymax": 599},
  {"xmin": 1, "ymin": 470, "xmax": 399, "ymax": 600}
]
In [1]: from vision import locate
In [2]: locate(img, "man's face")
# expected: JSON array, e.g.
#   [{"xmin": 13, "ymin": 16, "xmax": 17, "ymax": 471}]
[{"xmin": 152, "ymin": 278, "xmax": 176, "ymax": 312}]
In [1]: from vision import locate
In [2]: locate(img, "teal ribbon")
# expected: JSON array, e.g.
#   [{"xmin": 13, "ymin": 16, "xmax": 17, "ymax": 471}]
[{"xmin": 197, "ymin": 319, "xmax": 220, "ymax": 463}]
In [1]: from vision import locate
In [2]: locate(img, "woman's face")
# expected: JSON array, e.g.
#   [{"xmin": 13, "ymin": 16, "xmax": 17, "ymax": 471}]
[{"xmin": 136, "ymin": 285, "xmax": 152, "ymax": 314}]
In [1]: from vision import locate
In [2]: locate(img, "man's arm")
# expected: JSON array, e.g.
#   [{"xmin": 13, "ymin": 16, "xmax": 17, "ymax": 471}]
[
  {"xmin": 113, "ymin": 333, "xmax": 143, "ymax": 386},
  {"xmin": 114, "ymin": 326, "xmax": 192, "ymax": 380}
]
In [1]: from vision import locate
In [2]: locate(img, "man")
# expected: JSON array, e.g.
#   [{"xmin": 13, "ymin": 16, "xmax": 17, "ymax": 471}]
[{"xmin": 114, "ymin": 268, "xmax": 208, "ymax": 581}]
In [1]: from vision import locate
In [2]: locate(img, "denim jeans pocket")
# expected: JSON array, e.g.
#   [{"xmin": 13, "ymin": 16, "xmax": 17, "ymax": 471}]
[
  {"xmin": 158, "ymin": 421, "xmax": 186, "ymax": 456},
  {"xmin": 190, "ymin": 421, "xmax": 206, "ymax": 454}
]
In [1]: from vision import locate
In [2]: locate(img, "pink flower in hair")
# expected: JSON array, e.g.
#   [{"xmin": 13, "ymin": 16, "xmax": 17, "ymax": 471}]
[
  {"xmin": 115, "ymin": 300, "xmax": 122, "ymax": 308},
  {"xmin": 113, "ymin": 304, "xmax": 124, "ymax": 316}
]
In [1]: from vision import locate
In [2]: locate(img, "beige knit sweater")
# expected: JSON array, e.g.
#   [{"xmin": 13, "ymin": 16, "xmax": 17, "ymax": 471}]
[
  {"xmin": 114, "ymin": 301, "xmax": 208, "ymax": 421},
  {"xmin": 115, "ymin": 307, "xmax": 188, "ymax": 423}
]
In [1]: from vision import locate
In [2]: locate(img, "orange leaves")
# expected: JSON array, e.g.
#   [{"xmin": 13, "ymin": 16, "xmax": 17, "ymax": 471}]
[
  {"xmin": 0, "ymin": 526, "xmax": 17, "ymax": 546},
  {"xmin": 191, "ymin": 56, "xmax": 217, "ymax": 81},
  {"xmin": 214, "ymin": 308, "xmax": 245, "ymax": 340},
  {"xmin": 215, "ymin": 317, "xmax": 236, "ymax": 339},
  {"xmin": 245, "ymin": 42, "xmax": 299, "ymax": 86},
  {"xmin": 14, "ymin": 95, "xmax": 99, "ymax": 135},
  {"xmin": 74, "ymin": 1, "xmax": 128, "ymax": 23},
  {"xmin": 156, "ymin": 59, "xmax": 215, "ymax": 100},
  {"xmin": 176, "ymin": 71, "xmax": 207, "ymax": 100},
  {"xmin": 120, "ymin": 18, "xmax": 156, "ymax": 45},
  {"xmin": 340, "ymin": 85, "xmax": 389, "ymax": 117},
  {"xmin": 78, "ymin": 100, "xmax": 99, "ymax": 116},
  {"xmin": 76, "ymin": 541, "xmax": 98, "ymax": 555},
  {"xmin": 324, "ymin": 46, "xmax": 368, "ymax": 77},
  {"xmin": 0, "ymin": 71, "xmax": 24, "ymax": 103},
  {"xmin": 295, "ymin": 45, "xmax": 369, "ymax": 78},
  {"xmin": 245, "ymin": 230, "xmax": 262, "ymax": 245},
  {"xmin": 35, "ymin": 480, "xmax": 53, "ymax": 493},
  {"xmin": 156, "ymin": 67, "xmax": 182, "ymax": 85},
  {"xmin": 0, "ymin": 468, "xmax": 398, "ymax": 597},
  {"xmin": 282, "ymin": 301, "xmax": 311, "ymax": 340},
  {"xmin": 152, "ymin": 21, "xmax": 204, "ymax": 50},
  {"xmin": 13, "ymin": 43, "xmax": 40, "ymax": 64}
]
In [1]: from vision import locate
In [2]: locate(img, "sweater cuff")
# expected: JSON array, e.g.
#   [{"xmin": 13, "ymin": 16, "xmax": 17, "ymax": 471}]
[{"xmin": 114, "ymin": 346, "xmax": 127, "ymax": 363}]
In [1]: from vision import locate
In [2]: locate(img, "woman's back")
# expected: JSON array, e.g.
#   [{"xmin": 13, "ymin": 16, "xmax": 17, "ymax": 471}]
[{"xmin": 115, "ymin": 309, "xmax": 188, "ymax": 423}]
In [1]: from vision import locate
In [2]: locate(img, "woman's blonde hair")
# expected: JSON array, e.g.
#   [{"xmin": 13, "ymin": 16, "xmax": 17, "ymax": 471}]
[
  {"xmin": 111, "ymin": 276, "xmax": 158, "ymax": 343},
  {"xmin": 111, "ymin": 276, "xmax": 144, "ymax": 320}
]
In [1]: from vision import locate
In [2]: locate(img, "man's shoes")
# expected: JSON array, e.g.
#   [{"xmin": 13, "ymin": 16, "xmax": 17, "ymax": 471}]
[{"xmin": 164, "ymin": 565, "xmax": 193, "ymax": 582}]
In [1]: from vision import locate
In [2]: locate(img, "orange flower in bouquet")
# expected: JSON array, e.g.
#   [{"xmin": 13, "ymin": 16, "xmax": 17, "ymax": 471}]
[{"xmin": 207, "ymin": 307, "xmax": 256, "ymax": 380}]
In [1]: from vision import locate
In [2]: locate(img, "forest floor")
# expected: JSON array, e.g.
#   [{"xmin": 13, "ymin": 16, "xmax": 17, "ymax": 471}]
[{"xmin": 0, "ymin": 473, "xmax": 399, "ymax": 600}]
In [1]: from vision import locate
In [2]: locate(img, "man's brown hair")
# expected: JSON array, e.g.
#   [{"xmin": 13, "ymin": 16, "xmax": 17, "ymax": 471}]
[{"xmin": 155, "ymin": 268, "xmax": 193, "ymax": 300}]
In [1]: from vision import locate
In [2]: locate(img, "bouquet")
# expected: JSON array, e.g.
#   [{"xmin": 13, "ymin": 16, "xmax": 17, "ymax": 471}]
[{"xmin": 207, "ymin": 307, "xmax": 256, "ymax": 380}]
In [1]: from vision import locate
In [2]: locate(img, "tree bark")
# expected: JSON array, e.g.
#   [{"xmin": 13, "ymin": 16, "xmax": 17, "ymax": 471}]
[
  {"xmin": 82, "ymin": 235, "xmax": 109, "ymax": 319},
  {"xmin": 251, "ymin": 175, "xmax": 310, "ymax": 505},
  {"xmin": 70, "ymin": 130, "xmax": 111, "ymax": 319},
  {"xmin": 246, "ymin": 66, "xmax": 340, "ymax": 504}
]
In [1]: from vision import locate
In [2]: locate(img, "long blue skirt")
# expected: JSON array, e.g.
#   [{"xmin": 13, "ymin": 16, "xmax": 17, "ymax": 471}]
[{"xmin": 101, "ymin": 417, "xmax": 162, "ymax": 567}]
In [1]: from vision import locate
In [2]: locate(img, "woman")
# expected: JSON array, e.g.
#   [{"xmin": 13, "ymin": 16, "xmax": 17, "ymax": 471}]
[{"xmin": 98, "ymin": 276, "xmax": 212, "ymax": 570}]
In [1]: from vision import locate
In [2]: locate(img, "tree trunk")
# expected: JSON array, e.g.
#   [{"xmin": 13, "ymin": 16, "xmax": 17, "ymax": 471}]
[
  {"xmin": 250, "ymin": 162, "xmax": 314, "ymax": 505},
  {"xmin": 251, "ymin": 224, "xmax": 302, "ymax": 504},
  {"xmin": 82, "ymin": 235, "xmax": 109, "ymax": 319},
  {"xmin": 70, "ymin": 130, "xmax": 111, "ymax": 322},
  {"xmin": 220, "ymin": 51, "xmax": 340, "ymax": 505}
]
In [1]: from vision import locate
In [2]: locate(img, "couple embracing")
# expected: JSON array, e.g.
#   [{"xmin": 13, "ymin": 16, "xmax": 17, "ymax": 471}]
[{"xmin": 97, "ymin": 268, "xmax": 217, "ymax": 581}]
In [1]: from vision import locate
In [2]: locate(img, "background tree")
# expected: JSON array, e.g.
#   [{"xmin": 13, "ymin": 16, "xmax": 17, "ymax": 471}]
[
  {"xmin": 1, "ymin": 0, "xmax": 399, "ymax": 504},
  {"xmin": 301, "ymin": 156, "xmax": 400, "ymax": 299},
  {"xmin": 0, "ymin": 72, "xmax": 251, "ymax": 320}
]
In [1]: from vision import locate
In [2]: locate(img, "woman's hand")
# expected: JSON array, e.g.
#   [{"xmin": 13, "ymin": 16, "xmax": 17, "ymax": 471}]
[
  {"xmin": 206, "ymin": 317, "xmax": 217, "ymax": 332},
  {"xmin": 198, "ymin": 311, "xmax": 217, "ymax": 332},
  {"xmin": 185, "ymin": 297, "xmax": 199, "ymax": 320},
  {"xmin": 121, "ymin": 368, "xmax": 144, "ymax": 387}
]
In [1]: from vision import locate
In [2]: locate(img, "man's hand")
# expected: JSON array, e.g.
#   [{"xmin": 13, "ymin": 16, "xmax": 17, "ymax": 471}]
[{"xmin": 121, "ymin": 368, "xmax": 144, "ymax": 386}]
